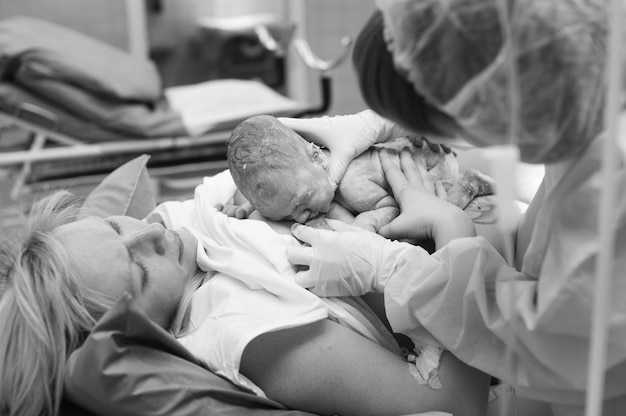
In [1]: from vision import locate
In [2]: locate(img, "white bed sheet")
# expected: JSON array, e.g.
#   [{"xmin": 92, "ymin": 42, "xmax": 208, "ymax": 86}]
[{"xmin": 165, "ymin": 79, "xmax": 310, "ymax": 136}]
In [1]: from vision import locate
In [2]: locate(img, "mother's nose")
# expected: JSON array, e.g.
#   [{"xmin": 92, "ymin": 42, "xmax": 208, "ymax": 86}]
[{"xmin": 124, "ymin": 223, "xmax": 166, "ymax": 254}]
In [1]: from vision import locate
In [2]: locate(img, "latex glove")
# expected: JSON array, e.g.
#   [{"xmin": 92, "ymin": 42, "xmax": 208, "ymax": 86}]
[
  {"xmin": 287, "ymin": 219, "xmax": 428, "ymax": 297},
  {"xmin": 278, "ymin": 110, "xmax": 410, "ymax": 186},
  {"xmin": 378, "ymin": 149, "xmax": 476, "ymax": 248}
]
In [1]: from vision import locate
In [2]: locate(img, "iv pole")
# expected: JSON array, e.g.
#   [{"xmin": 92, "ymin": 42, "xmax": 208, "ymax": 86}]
[{"xmin": 585, "ymin": 0, "xmax": 624, "ymax": 415}]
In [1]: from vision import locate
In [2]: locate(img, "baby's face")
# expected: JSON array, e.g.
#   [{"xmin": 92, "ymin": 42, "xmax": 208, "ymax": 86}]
[{"xmin": 256, "ymin": 163, "xmax": 335, "ymax": 223}]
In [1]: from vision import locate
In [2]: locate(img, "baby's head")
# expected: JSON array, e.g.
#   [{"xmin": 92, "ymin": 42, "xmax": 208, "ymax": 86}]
[{"xmin": 227, "ymin": 115, "xmax": 335, "ymax": 223}]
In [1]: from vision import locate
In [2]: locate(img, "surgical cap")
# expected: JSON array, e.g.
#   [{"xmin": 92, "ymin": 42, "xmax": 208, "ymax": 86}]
[
  {"xmin": 353, "ymin": 10, "xmax": 461, "ymax": 138},
  {"xmin": 355, "ymin": 0, "xmax": 611, "ymax": 163}
]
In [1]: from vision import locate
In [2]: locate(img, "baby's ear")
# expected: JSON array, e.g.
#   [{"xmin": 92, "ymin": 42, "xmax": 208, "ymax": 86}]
[{"xmin": 308, "ymin": 142, "xmax": 328, "ymax": 168}]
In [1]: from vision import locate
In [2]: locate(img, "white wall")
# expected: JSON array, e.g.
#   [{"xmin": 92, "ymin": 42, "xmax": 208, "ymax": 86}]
[
  {"xmin": 287, "ymin": 0, "xmax": 377, "ymax": 115},
  {"xmin": 0, "ymin": 0, "xmax": 130, "ymax": 51}
]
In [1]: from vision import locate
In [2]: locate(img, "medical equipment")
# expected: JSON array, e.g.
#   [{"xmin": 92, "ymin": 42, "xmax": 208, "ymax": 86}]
[{"xmin": 585, "ymin": 0, "xmax": 624, "ymax": 414}]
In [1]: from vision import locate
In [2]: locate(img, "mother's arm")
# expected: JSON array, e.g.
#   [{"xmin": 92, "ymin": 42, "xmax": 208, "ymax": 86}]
[{"xmin": 241, "ymin": 318, "xmax": 489, "ymax": 416}]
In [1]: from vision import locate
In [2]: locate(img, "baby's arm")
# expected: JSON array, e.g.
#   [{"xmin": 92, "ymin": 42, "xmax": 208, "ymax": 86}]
[
  {"xmin": 326, "ymin": 201, "xmax": 356, "ymax": 223},
  {"xmin": 352, "ymin": 205, "xmax": 400, "ymax": 233},
  {"xmin": 215, "ymin": 189, "xmax": 255, "ymax": 219},
  {"xmin": 336, "ymin": 156, "xmax": 402, "ymax": 233},
  {"xmin": 304, "ymin": 202, "xmax": 355, "ymax": 230}
]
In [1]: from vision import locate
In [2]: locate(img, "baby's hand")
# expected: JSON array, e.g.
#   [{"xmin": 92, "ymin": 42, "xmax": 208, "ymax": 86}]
[{"xmin": 215, "ymin": 201, "xmax": 254, "ymax": 219}]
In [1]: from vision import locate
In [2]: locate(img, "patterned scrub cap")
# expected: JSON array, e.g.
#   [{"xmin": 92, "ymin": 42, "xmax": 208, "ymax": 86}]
[{"xmin": 364, "ymin": 0, "xmax": 612, "ymax": 163}]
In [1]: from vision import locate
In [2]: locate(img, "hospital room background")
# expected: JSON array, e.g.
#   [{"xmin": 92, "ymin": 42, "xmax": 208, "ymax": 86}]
[
  {"xmin": 0, "ymin": 0, "xmax": 377, "ymax": 226},
  {"xmin": 0, "ymin": 1, "xmax": 624, "ymax": 416}
]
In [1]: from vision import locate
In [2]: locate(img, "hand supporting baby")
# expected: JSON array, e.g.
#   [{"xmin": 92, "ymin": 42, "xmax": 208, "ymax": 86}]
[
  {"xmin": 279, "ymin": 110, "xmax": 411, "ymax": 187},
  {"xmin": 377, "ymin": 148, "xmax": 476, "ymax": 247},
  {"xmin": 286, "ymin": 149, "xmax": 477, "ymax": 297}
]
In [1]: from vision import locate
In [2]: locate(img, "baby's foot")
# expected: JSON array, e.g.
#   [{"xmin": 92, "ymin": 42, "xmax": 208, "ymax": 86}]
[{"xmin": 446, "ymin": 169, "xmax": 496, "ymax": 209}]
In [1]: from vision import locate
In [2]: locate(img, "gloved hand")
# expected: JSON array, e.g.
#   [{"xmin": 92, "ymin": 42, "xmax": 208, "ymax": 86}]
[
  {"xmin": 378, "ymin": 148, "xmax": 476, "ymax": 248},
  {"xmin": 278, "ymin": 110, "xmax": 410, "ymax": 186},
  {"xmin": 287, "ymin": 219, "xmax": 428, "ymax": 297}
]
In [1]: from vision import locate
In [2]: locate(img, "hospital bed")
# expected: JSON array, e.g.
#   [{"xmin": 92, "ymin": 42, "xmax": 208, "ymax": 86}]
[
  {"xmin": 55, "ymin": 154, "xmax": 547, "ymax": 416},
  {"xmin": 0, "ymin": 16, "xmax": 350, "ymax": 204},
  {"xmin": 0, "ymin": 15, "xmax": 552, "ymax": 416}
]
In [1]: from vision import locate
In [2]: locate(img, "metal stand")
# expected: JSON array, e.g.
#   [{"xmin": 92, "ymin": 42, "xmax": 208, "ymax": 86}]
[{"xmin": 255, "ymin": 26, "xmax": 353, "ymax": 117}]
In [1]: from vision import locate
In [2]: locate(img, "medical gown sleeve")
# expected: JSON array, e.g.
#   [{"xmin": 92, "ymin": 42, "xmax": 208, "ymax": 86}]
[{"xmin": 384, "ymin": 225, "xmax": 626, "ymax": 406}]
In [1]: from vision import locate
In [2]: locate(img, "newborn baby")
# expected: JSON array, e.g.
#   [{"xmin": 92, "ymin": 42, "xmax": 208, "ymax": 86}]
[{"xmin": 225, "ymin": 115, "xmax": 495, "ymax": 232}]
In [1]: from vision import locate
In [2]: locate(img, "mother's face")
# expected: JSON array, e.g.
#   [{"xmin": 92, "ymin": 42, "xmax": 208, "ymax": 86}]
[{"xmin": 55, "ymin": 216, "xmax": 199, "ymax": 329}]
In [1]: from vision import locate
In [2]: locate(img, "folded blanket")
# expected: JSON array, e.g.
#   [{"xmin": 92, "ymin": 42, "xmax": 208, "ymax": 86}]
[
  {"xmin": 0, "ymin": 16, "xmax": 161, "ymax": 102},
  {"xmin": 16, "ymin": 62, "xmax": 186, "ymax": 138},
  {"xmin": 165, "ymin": 79, "xmax": 308, "ymax": 136},
  {"xmin": 0, "ymin": 82, "xmax": 128, "ymax": 143}
]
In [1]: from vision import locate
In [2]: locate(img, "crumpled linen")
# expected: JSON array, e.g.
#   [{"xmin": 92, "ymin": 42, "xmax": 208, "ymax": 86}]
[
  {"xmin": 0, "ymin": 16, "xmax": 161, "ymax": 102},
  {"xmin": 407, "ymin": 344, "xmax": 443, "ymax": 389},
  {"xmin": 375, "ymin": 0, "xmax": 612, "ymax": 163}
]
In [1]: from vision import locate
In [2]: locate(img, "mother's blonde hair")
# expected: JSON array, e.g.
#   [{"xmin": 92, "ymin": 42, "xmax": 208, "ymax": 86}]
[{"xmin": 0, "ymin": 191, "xmax": 115, "ymax": 416}]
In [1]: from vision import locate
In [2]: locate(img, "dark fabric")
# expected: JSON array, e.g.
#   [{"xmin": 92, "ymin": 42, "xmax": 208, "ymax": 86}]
[
  {"xmin": 352, "ymin": 10, "xmax": 456, "ymax": 137},
  {"xmin": 14, "ymin": 62, "xmax": 187, "ymax": 138},
  {"xmin": 0, "ymin": 16, "xmax": 161, "ymax": 102},
  {"xmin": 0, "ymin": 82, "xmax": 133, "ymax": 143},
  {"xmin": 59, "ymin": 398, "xmax": 98, "ymax": 416},
  {"xmin": 0, "ymin": 16, "xmax": 188, "ymax": 139},
  {"xmin": 64, "ymin": 295, "xmax": 315, "ymax": 416}
]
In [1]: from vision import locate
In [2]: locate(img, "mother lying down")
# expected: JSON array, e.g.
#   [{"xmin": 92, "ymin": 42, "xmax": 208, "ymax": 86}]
[
  {"xmin": 0, "ymin": 148, "xmax": 491, "ymax": 416},
  {"xmin": 0, "ymin": 144, "xmax": 490, "ymax": 415}
]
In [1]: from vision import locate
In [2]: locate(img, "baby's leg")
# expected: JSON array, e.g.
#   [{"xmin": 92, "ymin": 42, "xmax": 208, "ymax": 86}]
[
  {"xmin": 241, "ymin": 318, "xmax": 489, "ymax": 416},
  {"xmin": 352, "ymin": 206, "xmax": 400, "ymax": 233},
  {"xmin": 446, "ymin": 169, "xmax": 496, "ymax": 209}
]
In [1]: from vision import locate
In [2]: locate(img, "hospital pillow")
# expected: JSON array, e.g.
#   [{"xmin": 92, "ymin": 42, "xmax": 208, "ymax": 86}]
[
  {"xmin": 0, "ymin": 16, "xmax": 161, "ymax": 102},
  {"xmin": 80, "ymin": 154, "xmax": 156, "ymax": 219},
  {"xmin": 64, "ymin": 155, "xmax": 314, "ymax": 416}
]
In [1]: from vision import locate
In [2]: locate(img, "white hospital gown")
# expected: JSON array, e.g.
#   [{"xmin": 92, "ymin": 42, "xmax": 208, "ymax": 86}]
[{"xmin": 152, "ymin": 171, "xmax": 402, "ymax": 396}]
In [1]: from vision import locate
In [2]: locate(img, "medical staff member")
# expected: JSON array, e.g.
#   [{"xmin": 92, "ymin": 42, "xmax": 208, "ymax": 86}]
[{"xmin": 280, "ymin": 1, "xmax": 626, "ymax": 415}]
